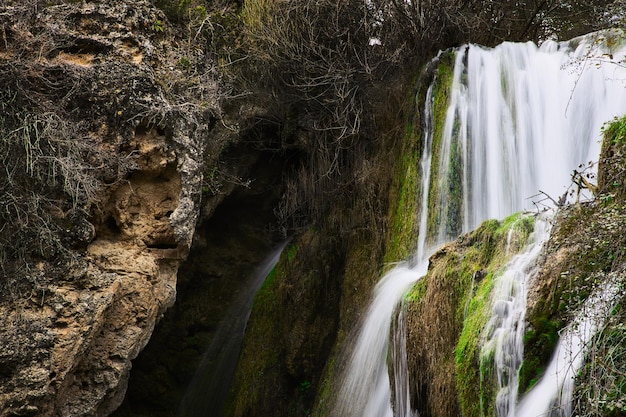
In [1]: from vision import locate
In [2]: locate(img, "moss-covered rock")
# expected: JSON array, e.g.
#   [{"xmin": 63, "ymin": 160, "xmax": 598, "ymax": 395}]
[
  {"xmin": 404, "ymin": 212, "xmax": 534, "ymax": 417},
  {"xmin": 425, "ymin": 51, "xmax": 458, "ymax": 246},
  {"xmin": 224, "ymin": 229, "xmax": 344, "ymax": 417},
  {"xmin": 598, "ymin": 114, "xmax": 626, "ymax": 201}
]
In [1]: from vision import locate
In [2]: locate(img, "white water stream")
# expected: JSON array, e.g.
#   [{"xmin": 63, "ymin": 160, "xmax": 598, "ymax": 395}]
[
  {"xmin": 515, "ymin": 276, "xmax": 623, "ymax": 417},
  {"xmin": 332, "ymin": 30, "xmax": 626, "ymax": 417},
  {"xmin": 481, "ymin": 216, "xmax": 553, "ymax": 417},
  {"xmin": 179, "ymin": 242, "xmax": 287, "ymax": 417}
]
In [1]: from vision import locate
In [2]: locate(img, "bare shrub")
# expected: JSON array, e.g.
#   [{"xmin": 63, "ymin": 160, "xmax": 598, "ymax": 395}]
[{"xmin": 233, "ymin": 0, "xmax": 620, "ymax": 234}]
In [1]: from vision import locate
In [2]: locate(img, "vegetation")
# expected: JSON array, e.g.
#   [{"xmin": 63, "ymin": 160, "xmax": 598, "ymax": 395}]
[
  {"xmin": 154, "ymin": 1, "xmax": 626, "ymax": 415},
  {"xmin": 455, "ymin": 213, "xmax": 535, "ymax": 417},
  {"xmin": 569, "ymin": 116, "xmax": 626, "ymax": 417},
  {"xmin": 2, "ymin": 0, "xmax": 624, "ymax": 415},
  {"xmin": 0, "ymin": 64, "xmax": 131, "ymax": 296},
  {"xmin": 225, "ymin": 229, "xmax": 345, "ymax": 417},
  {"xmin": 426, "ymin": 52, "xmax": 457, "ymax": 245},
  {"xmin": 219, "ymin": 0, "xmax": 619, "ymax": 235},
  {"xmin": 598, "ymin": 114, "xmax": 626, "ymax": 201},
  {"xmin": 403, "ymin": 212, "xmax": 534, "ymax": 417},
  {"xmin": 521, "ymin": 115, "xmax": 626, "ymax": 400},
  {"xmin": 0, "ymin": 0, "xmax": 220, "ymax": 297},
  {"xmin": 384, "ymin": 107, "xmax": 421, "ymax": 264},
  {"xmin": 455, "ymin": 269, "xmax": 497, "ymax": 417}
]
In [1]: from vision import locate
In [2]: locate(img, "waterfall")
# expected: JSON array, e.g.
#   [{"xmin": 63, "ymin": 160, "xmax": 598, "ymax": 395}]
[
  {"xmin": 332, "ymin": 262, "xmax": 428, "ymax": 417},
  {"xmin": 481, "ymin": 216, "xmax": 552, "ymax": 417},
  {"xmin": 178, "ymin": 242, "xmax": 287, "ymax": 417},
  {"xmin": 515, "ymin": 275, "xmax": 623, "ymax": 417},
  {"xmin": 439, "ymin": 30, "xmax": 626, "ymax": 233},
  {"xmin": 332, "ymin": 29, "xmax": 626, "ymax": 417}
]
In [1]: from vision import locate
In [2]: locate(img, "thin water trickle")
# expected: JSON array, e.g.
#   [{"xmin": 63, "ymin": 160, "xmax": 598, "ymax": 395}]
[
  {"xmin": 179, "ymin": 242, "xmax": 287, "ymax": 417},
  {"xmin": 515, "ymin": 276, "xmax": 624, "ymax": 417},
  {"xmin": 332, "ymin": 29, "xmax": 626, "ymax": 417},
  {"xmin": 481, "ymin": 216, "xmax": 552, "ymax": 417}
]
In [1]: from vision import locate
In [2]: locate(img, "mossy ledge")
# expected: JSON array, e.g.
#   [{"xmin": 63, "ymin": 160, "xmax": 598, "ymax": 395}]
[
  {"xmin": 425, "ymin": 50, "xmax": 457, "ymax": 246},
  {"xmin": 223, "ymin": 231, "xmax": 343, "ymax": 417},
  {"xmin": 403, "ymin": 212, "xmax": 534, "ymax": 417}
]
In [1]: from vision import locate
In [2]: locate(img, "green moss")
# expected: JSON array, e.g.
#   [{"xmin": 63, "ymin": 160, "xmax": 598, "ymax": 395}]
[
  {"xmin": 518, "ymin": 316, "xmax": 560, "ymax": 392},
  {"xmin": 285, "ymin": 243, "xmax": 297, "ymax": 262},
  {"xmin": 446, "ymin": 120, "xmax": 464, "ymax": 236},
  {"xmin": 384, "ymin": 100, "xmax": 421, "ymax": 264},
  {"xmin": 310, "ymin": 353, "xmax": 336, "ymax": 417},
  {"xmin": 398, "ymin": 209, "xmax": 537, "ymax": 417},
  {"xmin": 497, "ymin": 212, "xmax": 534, "ymax": 236},
  {"xmin": 401, "ymin": 211, "xmax": 534, "ymax": 417},
  {"xmin": 224, "ymin": 246, "xmax": 291, "ymax": 417},
  {"xmin": 603, "ymin": 115, "xmax": 626, "ymax": 146},
  {"xmin": 455, "ymin": 270, "xmax": 496, "ymax": 417},
  {"xmin": 453, "ymin": 213, "xmax": 535, "ymax": 417},
  {"xmin": 383, "ymin": 65, "xmax": 440, "ymax": 265},
  {"xmin": 598, "ymin": 115, "xmax": 626, "ymax": 200},
  {"xmin": 404, "ymin": 278, "xmax": 428, "ymax": 302}
]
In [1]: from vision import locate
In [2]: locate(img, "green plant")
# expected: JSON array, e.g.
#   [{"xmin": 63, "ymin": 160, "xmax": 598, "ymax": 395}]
[
  {"xmin": 300, "ymin": 380, "xmax": 312, "ymax": 392},
  {"xmin": 518, "ymin": 316, "xmax": 561, "ymax": 392},
  {"xmin": 602, "ymin": 115, "xmax": 626, "ymax": 146},
  {"xmin": 177, "ymin": 56, "xmax": 191, "ymax": 70},
  {"xmin": 154, "ymin": 19, "xmax": 165, "ymax": 32}
]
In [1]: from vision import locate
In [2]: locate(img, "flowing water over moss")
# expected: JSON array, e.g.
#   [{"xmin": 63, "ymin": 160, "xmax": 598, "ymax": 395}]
[{"xmin": 403, "ymin": 29, "xmax": 626, "ymax": 417}]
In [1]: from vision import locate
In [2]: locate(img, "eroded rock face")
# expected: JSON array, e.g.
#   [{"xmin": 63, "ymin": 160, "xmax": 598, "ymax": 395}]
[{"xmin": 0, "ymin": 1, "xmax": 216, "ymax": 415}]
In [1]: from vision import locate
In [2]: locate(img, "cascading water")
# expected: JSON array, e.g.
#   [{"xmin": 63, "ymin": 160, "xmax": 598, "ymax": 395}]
[
  {"xmin": 332, "ymin": 262, "xmax": 428, "ymax": 417},
  {"xmin": 481, "ymin": 216, "xmax": 553, "ymax": 417},
  {"xmin": 332, "ymin": 29, "xmax": 626, "ymax": 417},
  {"xmin": 437, "ymin": 30, "xmax": 626, "ymax": 235},
  {"xmin": 178, "ymin": 242, "xmax": 286, "ymax": 417},
  {"xmin": 515, "ymin": 275, "xmax": 624, "ymax": 417}
]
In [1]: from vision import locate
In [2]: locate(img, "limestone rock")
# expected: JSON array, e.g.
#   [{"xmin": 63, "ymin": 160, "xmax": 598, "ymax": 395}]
[{"xmin": 0, "ymin": 0, "xmax": 217, "ymax": 415}]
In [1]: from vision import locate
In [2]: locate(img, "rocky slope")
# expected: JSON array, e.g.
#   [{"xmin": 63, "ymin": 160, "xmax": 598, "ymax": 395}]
[{"xmin": 0, "ymin": 1, "xmax": 218, "ymax": 415}]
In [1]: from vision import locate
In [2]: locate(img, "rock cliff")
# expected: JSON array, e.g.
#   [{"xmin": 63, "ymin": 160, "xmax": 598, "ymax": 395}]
[{"xmin": 0, "ymin": 1, "xmax": 217, "ymax": 415}]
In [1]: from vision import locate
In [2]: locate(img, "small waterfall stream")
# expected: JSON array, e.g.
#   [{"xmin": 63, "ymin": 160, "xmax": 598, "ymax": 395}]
[
  {"xmin": 178, "ymin": 242, "xmax": 286, "ymax": 417},
  {"xmin": 515, "ymin": 275, "xmax": 624, "ymax": 417},
  {"xmin": 332, "ymin": 262, "xmax": 428, "ymax": 417},
  {"xmin": 481, "ymin": 216, "xmax": 553, "ymax": 417},
  {"xmin": 332, "ymin": 30, "xmax": 626, "ymax": 417}
]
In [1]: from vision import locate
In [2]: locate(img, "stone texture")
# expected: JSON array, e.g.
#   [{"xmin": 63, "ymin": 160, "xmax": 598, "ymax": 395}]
[{"xmin": 0, "ymin": 1, "xmax": 216, "ymax": 415}]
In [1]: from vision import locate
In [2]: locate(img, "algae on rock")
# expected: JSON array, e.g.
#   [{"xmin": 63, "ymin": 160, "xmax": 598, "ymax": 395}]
[{"xmin": 403, "ymin": 213, "xmax": 535, "ymax": 417}]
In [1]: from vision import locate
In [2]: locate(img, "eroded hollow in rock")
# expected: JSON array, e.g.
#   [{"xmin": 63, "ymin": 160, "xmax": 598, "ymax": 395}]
[{"xmin": 113, "ymin": 142, "xmax": 298, "ymax": 416}]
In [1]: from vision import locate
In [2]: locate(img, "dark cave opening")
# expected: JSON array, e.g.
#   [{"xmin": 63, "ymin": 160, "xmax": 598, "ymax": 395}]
[{"xmin": 112, "ymin": 139, "xmax": 301, "ymax": 416}]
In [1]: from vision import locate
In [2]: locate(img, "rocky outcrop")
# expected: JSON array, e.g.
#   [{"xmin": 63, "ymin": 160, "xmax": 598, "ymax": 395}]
[
  {"xmin": 0, "ymin": 1, "xmax": 217, "ymax": 415},
  {"xmin": 401, "ymin": 214, "xmax": 535, "ymax": 417}
]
